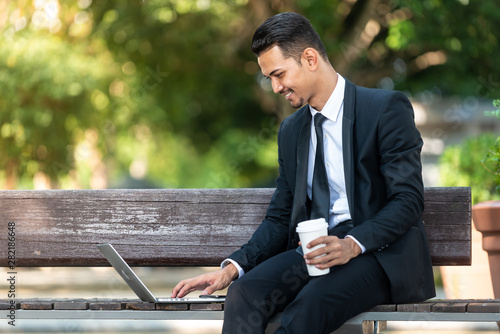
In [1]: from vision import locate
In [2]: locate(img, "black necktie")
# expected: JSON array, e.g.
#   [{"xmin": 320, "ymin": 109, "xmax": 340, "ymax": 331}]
[{"xmin": 310, "ymin": 113, "xmax": 330, "ymax": 220}]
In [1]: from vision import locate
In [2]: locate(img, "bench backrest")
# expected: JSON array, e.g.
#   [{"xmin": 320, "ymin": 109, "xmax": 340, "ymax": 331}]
[{"xmin": 0, "ymin": 187, "xmax": 470, "ymax": 267}]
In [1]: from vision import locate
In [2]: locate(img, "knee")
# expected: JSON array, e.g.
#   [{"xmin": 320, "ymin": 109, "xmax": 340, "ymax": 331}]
[
  {"xmin": 225, "ymin": 280, "xmax": 242, "ymax": 307},
  {"xmin": 224, "ymin": 280, "xmax": 270, "ymax": 334},
  {"xmin": 225, "ymin": 277, "xmax": 262, "ymax": 312},
  {"xmin": 226, "ymin": 274, "xmax": 270, "ymax": 305},
  {"xmin": 225, "ymin": 277, "xmax": 287, "ymax": 326}
]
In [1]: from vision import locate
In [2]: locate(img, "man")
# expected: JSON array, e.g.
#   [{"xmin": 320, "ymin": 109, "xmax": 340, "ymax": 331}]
[{"xmin": 172, "ymin": 12, "xmax": 435, "ymax": 333}]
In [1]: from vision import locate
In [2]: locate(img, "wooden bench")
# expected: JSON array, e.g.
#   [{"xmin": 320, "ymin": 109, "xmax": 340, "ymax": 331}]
[{"xmin": 0, "ymin": 186, "xmax": 499, "ymax": 333}]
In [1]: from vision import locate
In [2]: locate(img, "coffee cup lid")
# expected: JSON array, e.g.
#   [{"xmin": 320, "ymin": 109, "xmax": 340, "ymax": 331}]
[{"xmin": 296, "ymin": 218, "xmax": 328, "ymax": 232}]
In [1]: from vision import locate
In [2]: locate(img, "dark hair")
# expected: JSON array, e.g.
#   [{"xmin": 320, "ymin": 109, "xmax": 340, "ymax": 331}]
[{"xmin": 251, "ymin": 12, "xmax": 329, "ymax": 64}]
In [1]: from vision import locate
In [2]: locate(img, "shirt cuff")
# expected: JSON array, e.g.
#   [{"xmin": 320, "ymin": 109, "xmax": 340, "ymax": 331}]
[
  {"xmin": 345, "ymin": 235, "xmax": 366, "ymax": 254},
  {"xmin": 221, "ymin": 258, "xmax": 245, "ymax": 279}
]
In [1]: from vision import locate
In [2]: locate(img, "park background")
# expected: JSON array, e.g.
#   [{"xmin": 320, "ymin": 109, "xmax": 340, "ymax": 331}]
[{"xmin": 1, "ymin": 0, "xmax": 500, "ymax": 332}]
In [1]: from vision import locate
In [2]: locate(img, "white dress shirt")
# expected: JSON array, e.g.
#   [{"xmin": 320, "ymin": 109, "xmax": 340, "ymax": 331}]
[
  {"xmin": 308, "ymin": 74, "xmax": 365, "ymax": 253},
  {"xmin": 307, "ymin": 74, "xmax": 350, "ymax": 228}
]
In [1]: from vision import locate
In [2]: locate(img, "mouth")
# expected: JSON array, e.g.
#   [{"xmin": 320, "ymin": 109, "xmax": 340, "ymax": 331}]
[{"xmin": 282, "ymin": 90, "xmax": 293, "ymax": 100}]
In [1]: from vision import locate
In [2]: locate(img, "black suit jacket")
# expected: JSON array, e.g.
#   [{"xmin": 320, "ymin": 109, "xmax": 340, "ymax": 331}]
[{"xmin": 229, "ymin": 79, "xmax": 436, "ymax": 303}]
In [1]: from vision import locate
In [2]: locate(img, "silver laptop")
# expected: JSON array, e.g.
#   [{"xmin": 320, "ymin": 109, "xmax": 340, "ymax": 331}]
[{"xmin": 97, "ymin": 243, "xmax": 225, "ymax": 303}]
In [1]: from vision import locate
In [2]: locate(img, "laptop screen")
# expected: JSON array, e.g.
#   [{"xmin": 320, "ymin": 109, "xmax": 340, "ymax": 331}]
[{"xmin": 97, "ymin": 243, "xmax": 157, "ymax": 302}]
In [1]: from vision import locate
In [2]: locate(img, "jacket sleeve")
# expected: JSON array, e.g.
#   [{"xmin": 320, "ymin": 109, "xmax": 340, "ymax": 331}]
[{"xmin": 348, "ymin": 90, "xmax": 424, "ymax": 253}]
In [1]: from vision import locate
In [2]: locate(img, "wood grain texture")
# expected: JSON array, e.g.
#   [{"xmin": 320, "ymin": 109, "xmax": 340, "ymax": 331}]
[{"xmin": 0, "ymin": 187, "xmax": 471, "ymax": 267}]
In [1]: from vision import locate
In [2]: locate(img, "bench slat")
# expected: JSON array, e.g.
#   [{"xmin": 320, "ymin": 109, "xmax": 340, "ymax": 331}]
[
  {"xmin": 468, "ymin": 302, "xmax": 500, "ymax": 313},
  {"xmin": 432, "ymin": 302, "xmax": 469, "ymax": 313},
  {"xmin": 1, "ymin": 299, "xmax": 224, "ymax": 312},
  {"xmin": 0, "ymin": 187, "xmax": 470, "ymax": 267},
  {"xmin": 397, "ymin": 303, "xmax": 433, "ymax": 312}
]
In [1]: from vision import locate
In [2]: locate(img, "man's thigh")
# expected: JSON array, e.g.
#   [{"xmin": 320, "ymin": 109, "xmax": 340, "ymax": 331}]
[
  {"xmin": 225, "ymin": 250, "xmax": 310, "ymax": 321},
  {"xmin": 277, "ymin": 253, "xmax": 391, "ymax": 333}
]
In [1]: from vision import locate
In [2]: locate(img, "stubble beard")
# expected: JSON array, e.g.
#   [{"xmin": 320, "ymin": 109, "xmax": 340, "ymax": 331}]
[
  {"xmin": 290, "ymin": 97, "xmax": 305, "ymax": 109},
  {"xmin": 283, "ymin": 90, "xmax": 305, "ymax": 109}
]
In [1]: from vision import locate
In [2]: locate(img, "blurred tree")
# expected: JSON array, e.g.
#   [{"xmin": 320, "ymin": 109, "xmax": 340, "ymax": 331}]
[
  {"xmin": 439, "ymin": 133, "xmax": 500, "ymax": 204},
  {"xmin": 298, "ymin": 0, "xmax": 500, "ymax": 98},
  {"xmin": 88, "ymin": 0, "xmax": 289, "ymax": 188},
  {"xmin": 0, "ymin": 1, "xmax": 123, "ymax": 188},
  {"xmin": 0, "ymin": 0, "xmax": 499, "ymax": 189}
]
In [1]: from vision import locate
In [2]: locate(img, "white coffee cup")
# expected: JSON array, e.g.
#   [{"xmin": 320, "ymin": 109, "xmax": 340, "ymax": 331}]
[{"xmin": 296, "ymin": 218, "xmax": 330, "ymax": 276}]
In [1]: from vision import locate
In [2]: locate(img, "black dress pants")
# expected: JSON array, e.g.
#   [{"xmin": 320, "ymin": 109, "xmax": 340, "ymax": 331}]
[{"xmin": 222, "ymin": 249, "xmax": 391, "ymax": 334}]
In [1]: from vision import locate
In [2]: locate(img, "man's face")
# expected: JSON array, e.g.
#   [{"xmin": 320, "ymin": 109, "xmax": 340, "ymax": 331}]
[{"xmin": 257, "ymin": 45, "xmax": 311, "ymax": 109}]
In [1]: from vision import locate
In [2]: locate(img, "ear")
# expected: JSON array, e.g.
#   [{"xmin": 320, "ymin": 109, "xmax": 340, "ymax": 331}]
[{"xmin": 302, "ymin": 48, "xmax": 319, "ymax": 70}]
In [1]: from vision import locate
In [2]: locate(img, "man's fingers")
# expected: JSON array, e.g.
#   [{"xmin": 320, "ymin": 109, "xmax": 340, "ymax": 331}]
[
  {"xmin": 202, "ymin": 286, "xmax": 214, "ymax": 296},
  {"xmin": 171, "ymin": 270, "xmax": 229, "ymax": 298},
  {"xmin": 305, "ymin": 237, "xmax": 360, "ymax": 269},
  {"xmin": 314, "ymin": 258, "xmax": 341, "ymax": 269},
  {"xmin": 306, "ymin": 235, "xmax": 337, "ymax": 248},
  {"xmin": 172, "ymin": 281, "xmax": 191, "ymax": 298},
  {"xmin": 306, "ymin": 251, "xmax": 343, "ymax": 268},
  {"xmin": 304, "ymin": 245, "xmax": 329, "ymax": 260},
  {"xmin": 171, "ymin": 280, "xmax": 187, "ymax": 297},
  {"xmin": 171, "ymin": 266, "xmax": 236, "ymax": 298},
  {"xmin": 172, "ymin": 277, "xmax": 204, "ymax": 298},
  {"xmin": 305, "ymin": 239, "xmax": 340, "ymax": 259}
]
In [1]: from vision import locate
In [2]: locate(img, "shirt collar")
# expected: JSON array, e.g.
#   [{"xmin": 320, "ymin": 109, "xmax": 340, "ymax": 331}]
[{"xmin": 309, "ymin": 74, "xmax": 345, "ymax": 122}]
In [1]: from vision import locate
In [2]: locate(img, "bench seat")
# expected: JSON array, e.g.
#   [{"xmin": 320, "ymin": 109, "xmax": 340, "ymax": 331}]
[{"xmin": 2, "ymin": 187, "xmax": 494, "ymax": 334}]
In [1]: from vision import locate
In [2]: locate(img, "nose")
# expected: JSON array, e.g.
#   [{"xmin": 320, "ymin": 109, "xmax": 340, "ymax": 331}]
[{"xmin": 271, "ymin": 78, "xmax": 282, "ymax": 94}]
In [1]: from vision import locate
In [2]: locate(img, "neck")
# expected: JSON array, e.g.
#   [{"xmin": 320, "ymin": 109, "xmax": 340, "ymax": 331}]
[{"xmin": 308, "ymin": 66, "xmax": 338, "ymax": 111}]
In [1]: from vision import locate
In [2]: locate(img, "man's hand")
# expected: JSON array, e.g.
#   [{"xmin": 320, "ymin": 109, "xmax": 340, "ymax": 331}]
[
  {"xmin": 302, "ymin": 236, "xmax": 362, "ymax": 270},
  {"xmin": 171, "ymin": 262, "xmax": 239, "ymax": 298}
]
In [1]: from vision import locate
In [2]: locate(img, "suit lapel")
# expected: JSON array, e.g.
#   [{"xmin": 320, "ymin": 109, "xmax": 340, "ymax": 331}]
[{"xmin": 343, "ymin": 80, "xmax": 356, "ymax": 223}]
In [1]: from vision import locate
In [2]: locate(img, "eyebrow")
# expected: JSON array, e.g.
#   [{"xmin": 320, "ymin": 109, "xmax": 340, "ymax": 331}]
[{"xmin": 267, "ymin": 68, "xmax": 282, "ymax": 78}]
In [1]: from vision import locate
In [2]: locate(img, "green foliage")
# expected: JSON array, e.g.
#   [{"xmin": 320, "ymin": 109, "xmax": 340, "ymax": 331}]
[
  {"xmin": 1, "ymin": 1, "xmax": 500, "ymax": 190},
  {"xmin": 0, "ymin": 0, "xmax": 280, "ymax": 189},
  {"xmin": 439, "ymin": 133, "xmax": 500, "ymax": 204},
  {"xmin": 88, "ymin": 0, "xmax": 281, "ymax": 188},
  {"xmin": 482, "ymin": 99, "xmax": 500, "ymax": 192},
  {"xmin": 0, "ymin": 30, "xmax": 119, "ymax": 184},
  {"xmin": 391, "ymin": 0, "xmax": 500, "ymax": 96},
  {"xmin": 485, "ymin": 99, "xmax": 500, "ymax": 119},
  {"xmin": 386, "ymin": 19, "xmax": 416, "ymax": 51}
]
